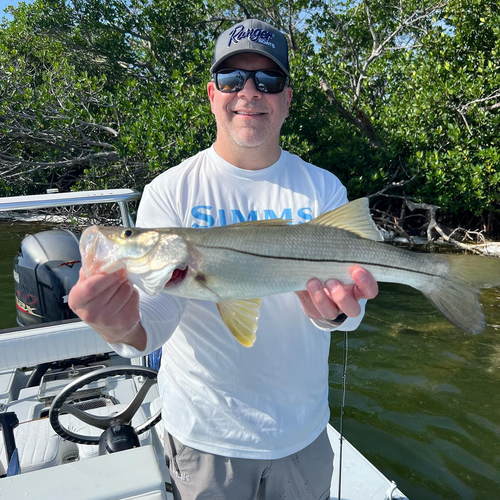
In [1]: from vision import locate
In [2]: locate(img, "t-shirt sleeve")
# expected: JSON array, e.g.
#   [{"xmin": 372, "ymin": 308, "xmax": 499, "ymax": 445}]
[
  {"xmin": 136, "ymin": 181, "xmax": 181, "ymax": 228},
  {"xmin": 320, "ymin": 171, "xmax": 349, "ymax": 213}
]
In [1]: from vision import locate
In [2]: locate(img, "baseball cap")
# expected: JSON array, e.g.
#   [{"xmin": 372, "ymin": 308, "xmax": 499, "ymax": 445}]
[{"xmin": 211, "ymin": 19, "xmax": 290, "ymax": 76}]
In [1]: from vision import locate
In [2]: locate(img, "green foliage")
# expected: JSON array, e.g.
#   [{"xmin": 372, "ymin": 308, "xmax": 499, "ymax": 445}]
[
  {"xmin": 305, "ymin": 0, "xmax": 499, "ymax": 223},
  {"xmin": 1, "ymin": 0, "xmax": 499, "ymax": 231},
  {"xmin": 0, "ymin": 0, "xmax": 216, "ymax": 192},
  {"xmin": 375, "ymin": 0, "xmax": 500, "ymax": 215}
]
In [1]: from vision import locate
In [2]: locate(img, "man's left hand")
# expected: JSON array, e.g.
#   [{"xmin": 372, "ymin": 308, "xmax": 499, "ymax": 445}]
[{"xmin": 295, "ymin": 266, "xmax": 378, "ymax": 320}]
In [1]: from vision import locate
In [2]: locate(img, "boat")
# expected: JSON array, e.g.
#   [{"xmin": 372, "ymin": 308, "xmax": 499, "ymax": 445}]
[{"xmin": 0, "ymin": 189, "xmax": 408, "ymax": 499}]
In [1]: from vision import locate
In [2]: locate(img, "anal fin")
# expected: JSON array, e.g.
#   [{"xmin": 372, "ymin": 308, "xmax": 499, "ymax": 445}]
[{"xmin": 216, "ymin": 299, "xmax": 261, "ymax": 347}]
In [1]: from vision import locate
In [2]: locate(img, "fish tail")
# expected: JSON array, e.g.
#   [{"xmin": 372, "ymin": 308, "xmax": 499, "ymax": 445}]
[{"xmin": 423, "ymin": 255, "xmax": 500, "ymax": 335}]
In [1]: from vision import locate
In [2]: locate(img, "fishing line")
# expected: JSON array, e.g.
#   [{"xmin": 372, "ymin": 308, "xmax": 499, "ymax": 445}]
[{"xmin": 338, "ymin": 329, "xmax": 348, "ymax": 500}]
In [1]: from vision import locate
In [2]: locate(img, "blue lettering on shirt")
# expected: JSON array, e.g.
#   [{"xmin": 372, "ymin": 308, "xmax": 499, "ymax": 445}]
[
  {"xmin": 191, "ymin": 206, "xmax": 215, "ymax": 228},
  {"xmin": 191, "ymin": 206, "xmax": 314, "ymax": 227},
  {"xmin": 218, "ymin": 209, "xmax": 227, "ymax": 227},
  {"xmin": 263, "ymin": 209, "xmax": 278, "ymax": 220},
  {"xmin": 297, "ymin": 207, "xmax": 312, "ymax": 222},
  {"xmin": 231, "ymin": 209, "xmax": 258, "ymax": 224},
  {"xmin": 264, "ymin": 208, "xmax": 293, "ymax": 224}
]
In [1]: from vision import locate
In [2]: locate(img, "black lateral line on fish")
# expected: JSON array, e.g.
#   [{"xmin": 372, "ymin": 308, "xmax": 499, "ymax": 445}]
[{"xmin": 196, "ymin": 244, "xmax": 438, "ymax": 279}]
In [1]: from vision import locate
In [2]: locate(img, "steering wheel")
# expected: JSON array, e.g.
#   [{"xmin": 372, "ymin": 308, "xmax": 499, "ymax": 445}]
[{"xmin": 49, "ymin": 366, "xmax": 162, "ymax": 445}]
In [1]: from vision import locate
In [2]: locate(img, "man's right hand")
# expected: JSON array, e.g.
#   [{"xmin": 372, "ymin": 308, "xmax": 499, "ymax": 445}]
[{"xmin": 68, "ymin": 269, "xmax": 147, "ymax": 350}]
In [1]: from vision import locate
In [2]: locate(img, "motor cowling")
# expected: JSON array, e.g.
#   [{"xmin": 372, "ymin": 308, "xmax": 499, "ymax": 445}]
[{"xmin": 13, "ymin": 230, "xmax": 81, "ymax": 326}]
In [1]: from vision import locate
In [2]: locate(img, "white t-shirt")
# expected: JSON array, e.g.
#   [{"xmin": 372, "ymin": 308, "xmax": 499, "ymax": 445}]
[{"xmin": 111, "ymin": 146, "xmax": 365, "ymax": 459}]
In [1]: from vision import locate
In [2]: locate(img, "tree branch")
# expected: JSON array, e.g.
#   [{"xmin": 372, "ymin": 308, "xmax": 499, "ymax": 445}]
[{"xmin": 320, "ymin": 78, "xmax": 380, "ymax": 147}]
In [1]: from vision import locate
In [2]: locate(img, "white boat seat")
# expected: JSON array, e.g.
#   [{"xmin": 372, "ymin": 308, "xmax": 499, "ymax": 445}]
[
  {"xmin": 0, "ymin": 417, "xmax": 77, "ymax": 474},
  {"xmin": 0, "ymin": 404, "xmax": 152, "ymax": 474}
]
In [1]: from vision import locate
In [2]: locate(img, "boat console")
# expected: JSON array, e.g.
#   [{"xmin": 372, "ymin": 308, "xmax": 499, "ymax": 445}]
[
  {"xmin": 3, "ymin": 445, "xmax": 166, "ymax": 500},
  {"xmin": 0, "ymin": 189, "xmax": 168, "ymax": 499}
]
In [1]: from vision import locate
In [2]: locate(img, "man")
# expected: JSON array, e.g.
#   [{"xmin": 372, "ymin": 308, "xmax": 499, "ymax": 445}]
[{"xmin": 69, "ymin": 19, "xmax": 378, "ymax": 500}]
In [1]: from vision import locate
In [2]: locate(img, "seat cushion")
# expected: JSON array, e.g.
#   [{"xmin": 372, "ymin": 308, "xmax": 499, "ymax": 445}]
[
  {"xmin": 0, "ymin": 405, "xmax": 153, "ymax": 473},
  {"xmin": 0, "ymin": 417, "xmax": 76, "ymax": 473}
]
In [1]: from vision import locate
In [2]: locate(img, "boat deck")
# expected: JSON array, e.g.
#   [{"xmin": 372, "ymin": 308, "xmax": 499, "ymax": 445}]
[{"xmin": 0, "ymin": 319, "xmax": 407, "ymax": 500}]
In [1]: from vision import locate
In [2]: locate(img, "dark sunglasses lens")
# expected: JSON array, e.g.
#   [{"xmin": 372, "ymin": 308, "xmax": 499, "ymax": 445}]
[
  {"xmin": 215, "ymin": 69, "xmax": 287, "ymax": 93},
  {"xmin": 254, "ymin": 70, "xmax": 287, "ymax": 93},
  {"xmin": 216, "ymin": 70, "xmax": 246, "ymax": 92}
]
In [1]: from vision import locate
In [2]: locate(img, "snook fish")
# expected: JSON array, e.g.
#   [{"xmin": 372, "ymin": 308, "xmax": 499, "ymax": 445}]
[{"xmin": 80, "ymin": 198, "xmax": 500, "ymax": 347}]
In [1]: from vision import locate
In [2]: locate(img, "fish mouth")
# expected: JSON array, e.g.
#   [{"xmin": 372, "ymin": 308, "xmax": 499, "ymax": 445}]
[{"xmin": 165, "ymin": 266, "xmax": 188, "ymax": 288}]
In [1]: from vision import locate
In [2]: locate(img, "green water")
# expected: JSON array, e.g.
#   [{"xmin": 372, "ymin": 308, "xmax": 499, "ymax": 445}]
[
  {"xmin": 329, "ymin": 286, "xmax": 500, "ymax": 499},
  {"xmin": 1, "ymin": 220, "xmax": 499, "ymax": 499}
]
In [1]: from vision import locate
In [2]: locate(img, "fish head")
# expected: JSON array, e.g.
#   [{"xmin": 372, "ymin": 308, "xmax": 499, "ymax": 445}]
[{"xmin": 80, "ymin": 226, "xmax": 190, "ymax": 295}]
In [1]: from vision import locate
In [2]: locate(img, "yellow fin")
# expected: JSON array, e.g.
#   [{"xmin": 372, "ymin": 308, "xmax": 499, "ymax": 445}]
[
  {"xmin": 216, "ymin": 299, "xmax": 261, "ymax": 347},
  {"xmin": 228, "ymin": 219, "xmax": 292, "ymax": 227},
  {"xmin": 310, "ymin": 198, "xmax": 383, "ymax": 241}
]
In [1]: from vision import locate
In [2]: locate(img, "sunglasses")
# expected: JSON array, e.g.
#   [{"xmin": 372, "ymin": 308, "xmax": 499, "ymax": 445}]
[{"xmin": 213, "ymin": 68, "xmax": 289, "ymax": 94}]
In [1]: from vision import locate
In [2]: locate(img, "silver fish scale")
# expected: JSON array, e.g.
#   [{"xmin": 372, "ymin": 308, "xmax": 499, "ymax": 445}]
[{"xmin": 170, "ymin": 223, "xmax": 449, "ymax": 301}]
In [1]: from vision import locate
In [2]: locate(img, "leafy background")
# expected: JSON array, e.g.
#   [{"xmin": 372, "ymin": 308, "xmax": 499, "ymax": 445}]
[{"xmin": 1, "ymin": 0, "xmax": 499, "ymax": 237}]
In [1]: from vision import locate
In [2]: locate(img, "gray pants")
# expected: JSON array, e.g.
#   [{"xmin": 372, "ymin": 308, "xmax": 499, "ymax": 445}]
[{"xmin": 164, "ymin": 429, "xmax": 334, "ymax": 500}]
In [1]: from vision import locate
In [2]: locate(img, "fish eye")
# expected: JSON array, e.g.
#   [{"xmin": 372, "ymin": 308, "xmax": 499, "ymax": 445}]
[{"xmin": 123, "ymin": 229, "xmax": 134, "ymax": 238}]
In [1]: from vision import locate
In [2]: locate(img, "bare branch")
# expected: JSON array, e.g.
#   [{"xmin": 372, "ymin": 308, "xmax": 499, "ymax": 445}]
[
  {"xmin": 457, "ymin": 89, "xmax": 500, "ymax": 114},
  {"xmin": 364, "ymin": 0, "xmax": 378, "ymax": 52},
  {"xmin": 325, "ymin": 8, "xmax": 361, "ymax": 74},
  {"xmin": 354, "ymin": 2, "xmax": 448, "ymax": 103},
  {"xmin": 452, "ymin": 89, "xmax": 500, "ymax": 135},
  {"xmin": 320, "ymin": 78, "xmax": 380, "ymax": 147},
  {"xmin": 368, "ymin": 170, "xmax": 417, "ymax": 198},
  {"xmin": 234, "ymin": 0, "xmax": 251, "ymax": 19},
  {"xmin": 0, "ymin": 151, "xmax": 120, "ymax": 179}
]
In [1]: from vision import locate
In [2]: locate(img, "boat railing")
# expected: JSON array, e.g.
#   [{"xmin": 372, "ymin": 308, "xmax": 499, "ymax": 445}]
[{"xmin": 0, "ymin": 189, "xmax": 142, "ymax": 228}]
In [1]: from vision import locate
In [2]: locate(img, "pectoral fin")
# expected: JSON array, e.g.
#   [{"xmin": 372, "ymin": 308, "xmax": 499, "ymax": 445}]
[{"xmin": 216, "ymin": 299, "xmax": 261, "ymax": 347}]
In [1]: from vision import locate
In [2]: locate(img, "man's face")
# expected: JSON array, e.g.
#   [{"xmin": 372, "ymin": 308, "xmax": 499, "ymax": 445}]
[{"xmin": 207, "ymin": 53, "xmax": 293, "ymax": 150}]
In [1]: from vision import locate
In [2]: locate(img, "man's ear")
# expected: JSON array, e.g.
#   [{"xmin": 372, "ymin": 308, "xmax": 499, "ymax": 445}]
[{"xmin": 207, "ymin": 81, "xmax": 216, "ymax": 114}]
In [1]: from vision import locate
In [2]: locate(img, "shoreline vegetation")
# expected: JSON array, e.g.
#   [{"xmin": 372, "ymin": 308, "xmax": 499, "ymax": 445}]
[{"xmin": 1, "ymin": 1, "xmax": 499, "ymax": 241}]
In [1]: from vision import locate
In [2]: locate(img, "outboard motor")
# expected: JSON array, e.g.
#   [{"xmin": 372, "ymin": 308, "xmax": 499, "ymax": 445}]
[{"xmin": 13, "ymin": 230, "xmax": 81, "ymax": 326}]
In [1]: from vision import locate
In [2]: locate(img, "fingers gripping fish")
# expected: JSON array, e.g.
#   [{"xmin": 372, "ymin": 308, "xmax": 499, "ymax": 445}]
[{"xmin": 80, "ymin": 198, "xmax": 500, "ymax": 347}]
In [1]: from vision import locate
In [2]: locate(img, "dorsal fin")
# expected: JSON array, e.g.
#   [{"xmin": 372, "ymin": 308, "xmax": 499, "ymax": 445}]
[{"xmin": 310, "ymin": 198, "xmax": 383, "ymax": 241}]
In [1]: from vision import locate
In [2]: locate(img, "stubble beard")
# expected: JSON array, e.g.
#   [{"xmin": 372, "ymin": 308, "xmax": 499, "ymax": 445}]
[
  {"xmin": 215, "ymin": 99, "xmax": 288, "ymax": 150},
  {"xmin": 228, "ymin": 127, "xmax": 269, "ymax": 148},
  {"xmin": 222, "ymin": 114, "xmax": 281, "ymax": 149}
]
